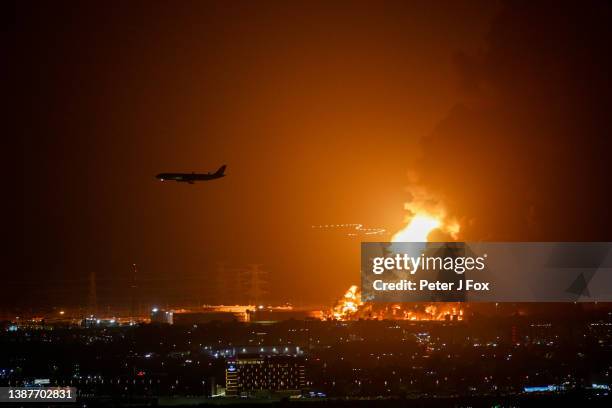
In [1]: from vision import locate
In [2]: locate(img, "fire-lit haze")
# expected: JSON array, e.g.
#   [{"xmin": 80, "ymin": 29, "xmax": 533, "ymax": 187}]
[{"xmin": 13, "ymin": 1, "xmax": 612, "ymax": 311}]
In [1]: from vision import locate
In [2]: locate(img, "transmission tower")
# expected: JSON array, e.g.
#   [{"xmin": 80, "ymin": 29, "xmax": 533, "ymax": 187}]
[
  {"xmin": 241, "ymin": 264, "xmax": 269, "ymax": 306},
  {"xmin": 88, "ymin": 271, "xmax": 97, "ymax": 316},
  {"xmin": 130, "ymin": 263, "xmax": 138, "ymax": 320}
]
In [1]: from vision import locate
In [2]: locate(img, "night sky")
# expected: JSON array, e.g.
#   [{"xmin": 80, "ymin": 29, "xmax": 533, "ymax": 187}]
[{"xmin": 13, "ymin": 1, "xmax": 612, "ymax": 309}]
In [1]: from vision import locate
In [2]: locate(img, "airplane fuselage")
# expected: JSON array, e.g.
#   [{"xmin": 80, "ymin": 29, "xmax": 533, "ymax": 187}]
[
  {"xmin": 156, "ymin": 173, "xmax": 224, "ymax": 183},
  {"xmin": 156, "ymin": 165, "xmax": 226, "ymax": 184}
]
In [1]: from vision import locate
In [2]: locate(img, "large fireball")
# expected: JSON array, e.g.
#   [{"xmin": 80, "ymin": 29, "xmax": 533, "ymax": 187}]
[{"xmin": 391, "ymin": 215, "xmax": 441, "ymax": 242}]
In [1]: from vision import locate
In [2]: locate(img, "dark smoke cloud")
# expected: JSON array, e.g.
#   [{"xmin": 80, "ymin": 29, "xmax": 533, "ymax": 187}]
[{"xmin": 418, "ymin": 0, "xmax": 612, "ymax": 241}]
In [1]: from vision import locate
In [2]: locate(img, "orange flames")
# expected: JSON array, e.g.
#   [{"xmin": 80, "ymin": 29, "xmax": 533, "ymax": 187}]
[
  {"xmin": 391, "ymin": 214, "xmax": 441, "ymax": 242},
  {"xmin": 328, "ymin": 285, "xmax": 464, "ymax": 321},
  {"xmin": 392, "ymin": 178, "xmax": 460, "ymax": 243},
  {"xmin": 330, "ymin": 191, "xmax": 463, "ymax": 321},
  {"xmin": 391, "ymin": 207, "xmax": 459, "ymax": 243},
  {"xmin": 331, "ymin": 285, "xmax": 362, "ymax": 320}
]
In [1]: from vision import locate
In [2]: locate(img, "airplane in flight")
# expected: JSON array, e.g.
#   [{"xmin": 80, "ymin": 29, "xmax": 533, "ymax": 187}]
[{"xmin": 156, "ymin": 165, "xmax": 226, "ymax": 184}]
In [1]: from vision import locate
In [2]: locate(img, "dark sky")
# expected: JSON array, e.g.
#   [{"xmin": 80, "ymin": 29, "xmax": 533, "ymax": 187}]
[{"xmin": 13, "ymin": 1, "xmax": 612, "ymax": 309}]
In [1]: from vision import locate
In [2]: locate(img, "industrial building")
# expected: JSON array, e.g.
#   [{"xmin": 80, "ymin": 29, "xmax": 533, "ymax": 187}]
[
  {"xmin": 150, "ymin": 308, "xmax": 173, "ymax": 324},
  {"xmin": 247, "ymin": 308, "xmax": 317, "ymax": 323},
  {"xmin": 172, "ymin": 311, "xmax": 243, "ymax": 325}
]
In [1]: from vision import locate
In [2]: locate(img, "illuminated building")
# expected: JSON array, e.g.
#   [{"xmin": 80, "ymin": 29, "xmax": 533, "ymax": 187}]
[
  {"xmin": 208, "ymin": 345, "xmax": 302, "ymax": 358},
  {"xmin": 225, "ymin": 356, "xmax": 306, "ymax": 397},
  {"xmin": 81, "ymin": 317, "xmax": 117, "ymax": 327},
  {"xmin": 150, "ymin": 308, "xmax": 173, "ymax": 324}
]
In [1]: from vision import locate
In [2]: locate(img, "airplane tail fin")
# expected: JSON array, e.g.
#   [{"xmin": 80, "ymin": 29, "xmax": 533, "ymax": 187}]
[{"xmin": 214, "ymin": 165, "xmax": 226, "ymax": 176}]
